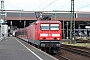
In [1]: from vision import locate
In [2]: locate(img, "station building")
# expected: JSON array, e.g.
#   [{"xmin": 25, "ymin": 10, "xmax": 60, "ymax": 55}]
[{"xmin": 2, "ymin": 10, "xmax": 90, "ymax": 38}]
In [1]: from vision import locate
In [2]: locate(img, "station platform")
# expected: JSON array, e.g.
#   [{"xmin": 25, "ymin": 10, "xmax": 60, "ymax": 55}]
[{"xmin": 0, "ymin": 37, "xmax": 58, "ymax": 60}]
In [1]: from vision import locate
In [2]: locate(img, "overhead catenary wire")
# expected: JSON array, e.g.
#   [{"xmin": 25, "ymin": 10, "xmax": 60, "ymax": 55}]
[
  {"xmin": 41, "ymin": 0, "xmax": 57, "ymax": 10},
  {"xmin": 33, "ymin": 0, "xmax": 49, "ymax": 11},
  {"xmin": 4, "ymin": 0, "xmax": 90, "ymax": 11},
  {"xmin": 76, "ymin": 3, "xmax": 90, "ymax": 10},
  {"xmin": 59, "ymin": 0, "xmax": 70, "ymax": 10},
  {"xmin": 5, "ymin": 0, "xmax": 90, "ymax": 20},
  {"xmin": 5, "ymin": 0, "xmax": 22, "ymax": 10},
  {"xmin": 55, "ymin": 0, "xmax": 80, "ymax": 11},
  {"xmin": 3, "ymin": 0, "xmax": 90, "ymax": 28},
  {"xmin": 23, "ymin": 0, "xmax": 58, "ymax": 21}
]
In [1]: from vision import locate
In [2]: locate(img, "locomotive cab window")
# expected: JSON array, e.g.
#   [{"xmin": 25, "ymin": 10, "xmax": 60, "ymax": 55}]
[
  {"xmin": 50, "ymin": 24, "xmax": 59, "ymax": 30},
  {"xmin": 40, "ymin": 24, "xmax": 60, "ymax": 30},
  {"xmin": 40, "ymin": 24, "xmax": 49, "ymax": 30}
]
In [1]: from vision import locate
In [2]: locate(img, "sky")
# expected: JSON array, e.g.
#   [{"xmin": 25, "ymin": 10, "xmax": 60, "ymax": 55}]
[{"xmin": 2, "ymin": 0, "xmax": 90, "ymax": 11}]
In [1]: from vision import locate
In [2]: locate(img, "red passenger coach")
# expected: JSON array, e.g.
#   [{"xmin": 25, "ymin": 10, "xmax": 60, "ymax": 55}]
[{"xmin": 16, "ymin": 20, "xmax": 62, "ymax": 53}]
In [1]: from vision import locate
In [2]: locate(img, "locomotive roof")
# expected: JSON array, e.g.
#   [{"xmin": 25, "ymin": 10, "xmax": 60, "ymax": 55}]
[
  {"xmin": 36, "ymin": 20, "xmax": 61, "ymax": 23},
  {"xmin": 29, "ymin": 20, "xmax": 61, "ymax": 26}
]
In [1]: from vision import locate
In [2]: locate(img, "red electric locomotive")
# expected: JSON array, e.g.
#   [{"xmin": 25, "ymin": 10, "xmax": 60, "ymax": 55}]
[{"xmin": 15, "ymin": 20, "xmax": 62, "ymax": 53}]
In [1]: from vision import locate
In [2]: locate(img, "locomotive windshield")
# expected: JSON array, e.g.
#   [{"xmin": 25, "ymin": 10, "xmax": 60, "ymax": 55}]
[
  {"xmin": 40, "ymin": 24, "xmax": 59, "ymax": 30},
  {"xmin": 50, "ymin": 24, "xmax": 59, "ymax": 30},
  {"xmin": 40, "ymin": 24, "xmax": 49, "ymax": 30}
]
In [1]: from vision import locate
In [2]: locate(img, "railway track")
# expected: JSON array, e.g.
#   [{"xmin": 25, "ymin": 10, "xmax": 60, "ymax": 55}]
[
  {"xmin": 18, "ymin": 37, "xmax": 70, "ymax": 60},
  {"xmin": 52, "ymin": 52, "xmax": 70, "ymax": 60},
  {"xmin": 76, "ymin": 39, "xmax": 90, "ymax": 43},
  {"xmin": 18, "ymin": 37, "xmax": 90, "ymax": 60},
  {"xmin": 61, "ymin": 45, "xmax": 90, "ymax": 57}
]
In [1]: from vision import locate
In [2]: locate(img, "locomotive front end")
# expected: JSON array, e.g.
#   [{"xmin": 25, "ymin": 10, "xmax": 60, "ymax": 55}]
[{"xmin": 38, "ymin": 21, "xmax": 62, "ymax": 53}]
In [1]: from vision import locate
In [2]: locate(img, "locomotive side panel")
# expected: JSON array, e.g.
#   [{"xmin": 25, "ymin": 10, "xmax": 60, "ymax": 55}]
[
  {"xmin": 59, "ymin": 22, "xmax": 62, "ymax": 40},
  {"xmin": 28, "ymin": 23, "xmax": 39, "ymax": 45},
  {"xmin": 28, "ymin": 25, "xmax": 35, "ymax": 43}
]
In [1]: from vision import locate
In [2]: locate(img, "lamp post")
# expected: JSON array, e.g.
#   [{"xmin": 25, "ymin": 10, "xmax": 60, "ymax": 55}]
[
  {"xmin": 0, "ymin": 19, "xmax": 4, "ymax": 40},
  {"xmin": 67, "ymin": 22, "xmax": 69, "ymax": 39},
  {"xmin": 10, "ymin": 21, "xmax": 12, "ymax": 35},
  {"xmin": 20, "ymin": 10, "xmax": 21, "ymax": 22},
  {"xmin": 0, "ymin": 0, "xmax": 4, "ymax": 40},
  {"xmin": 20, "ymin": 9, "xmax": 23, "ymax": 22},
  {"xmin": 63, "ymin": 20, "xmax": 65, "ymax": 39}
]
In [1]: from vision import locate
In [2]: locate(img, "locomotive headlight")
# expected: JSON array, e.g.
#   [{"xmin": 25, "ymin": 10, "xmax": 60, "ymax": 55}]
[
  {"xmin": 57, "ymin": 38, "xmax": 60, "ymax": 40},
  {"xmin": 41, "ymin": 44, "xmax": 45, "ymax": 47},
  {"xmin": 40, "ymin": 34, "xmax": 48, "ymax": 36},
  {"xmin": 52, "ymin": 34, "xmax": 60, "ymax": 37},
  {"xmin": 56, "ymin": 44, "xmax": 60, "ymax": 47},
  {"xmin": 40, "ymin": 38, "xmax": 42, "ymax": 40}
]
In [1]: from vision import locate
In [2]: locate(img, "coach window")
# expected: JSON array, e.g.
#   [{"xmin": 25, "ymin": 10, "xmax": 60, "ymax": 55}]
[
  {"xmin": 50, "ymin": 24, "xmax": 59, "ymax": 30},
  {"xmin": 40, "ymin": 24, "xmax": 49, "ymax": 30}
]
